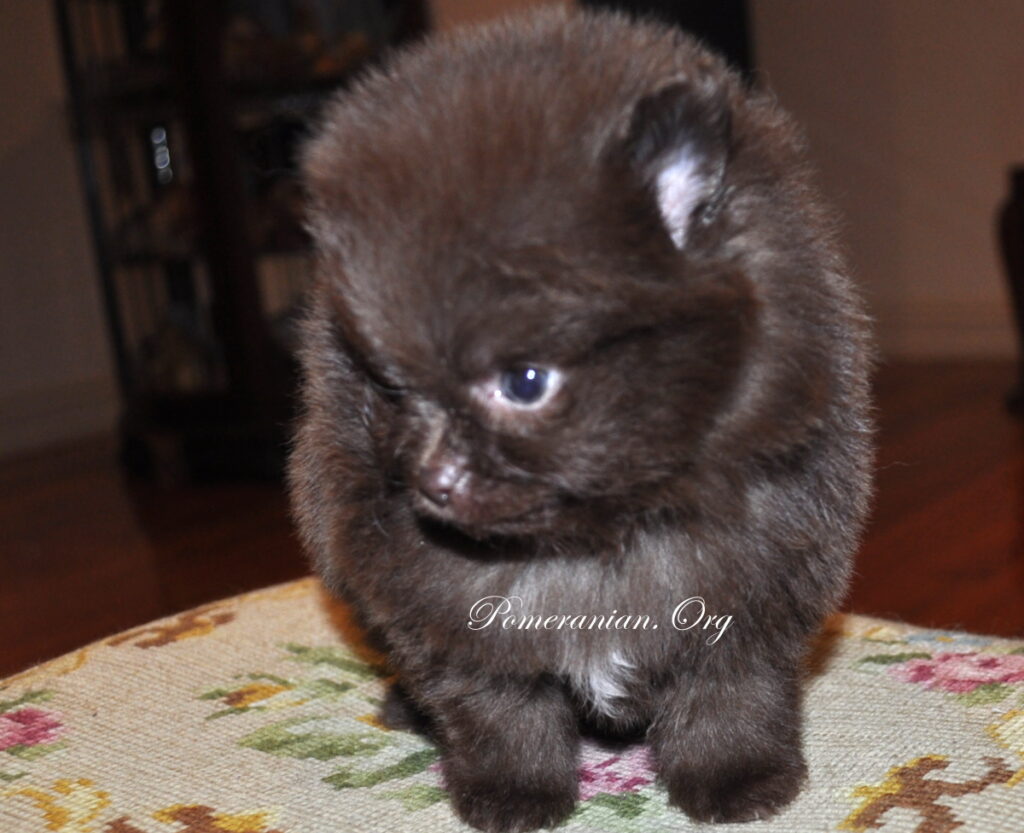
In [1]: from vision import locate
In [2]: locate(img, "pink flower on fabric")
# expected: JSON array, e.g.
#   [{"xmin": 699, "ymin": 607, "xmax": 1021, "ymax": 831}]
[
  {"xmin": 578, "ymin": 746, "xmax": 655, "ymax": 801},
  {"xmin": 888, "ymin": 651, "xmax": 1024, "ymax": 694},
  {"xmin": 0, "ymin": 707, "xmax": 65, "ymax": 750}
]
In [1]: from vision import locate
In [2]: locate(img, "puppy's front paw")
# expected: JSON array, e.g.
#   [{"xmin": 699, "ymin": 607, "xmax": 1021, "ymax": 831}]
[
  {"xmin": 447, "ymin": 775, "xmax": 577, "ymax": 833},
  {"xmin": 664, "ymin": 754, "xmax": 807, "ymax": 823}
]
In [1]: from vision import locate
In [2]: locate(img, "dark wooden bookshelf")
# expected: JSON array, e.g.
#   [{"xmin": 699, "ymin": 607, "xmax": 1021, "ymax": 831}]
[{"xmin": 54, "ymin": 0, "xmax": 429, "ymax": 483}]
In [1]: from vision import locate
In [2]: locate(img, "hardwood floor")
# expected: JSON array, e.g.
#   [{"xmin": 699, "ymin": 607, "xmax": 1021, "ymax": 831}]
[
  {"xmin": 0, "ymin": 438, "xmax": 306, "ymax": 677},
  {"xmin": 847, "ymin": 359, "xmax": 1024, "ymax": 636},
  {"xmin": 2, "ymin": 359, "xmax": 1023, "ymax": 678}
]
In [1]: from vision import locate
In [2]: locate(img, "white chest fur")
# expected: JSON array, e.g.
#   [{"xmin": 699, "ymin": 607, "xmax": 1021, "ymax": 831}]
[{"xmin": 564, "ymin": 648, "xmax": 636, "ymax": 718}]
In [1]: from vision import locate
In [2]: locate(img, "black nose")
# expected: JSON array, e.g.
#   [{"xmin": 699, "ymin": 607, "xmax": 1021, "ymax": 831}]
[{"xmin": 418, "ymin": 460, "xmax": 462, "ymax": 507}]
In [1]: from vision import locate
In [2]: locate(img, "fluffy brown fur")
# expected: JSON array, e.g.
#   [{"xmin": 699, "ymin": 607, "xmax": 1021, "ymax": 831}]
[{"xmin": 288, "ymin": 7, "xmax": 874, "ymax": 831}]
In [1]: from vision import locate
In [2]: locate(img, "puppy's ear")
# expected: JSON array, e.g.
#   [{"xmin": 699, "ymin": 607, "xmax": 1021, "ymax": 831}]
[{"xmin": 612, "ymin": 80, "xmax": 731, "ymax": 249}]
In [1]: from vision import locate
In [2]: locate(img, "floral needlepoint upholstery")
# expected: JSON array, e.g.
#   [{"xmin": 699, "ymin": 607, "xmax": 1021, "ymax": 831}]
[{"xmin": 3, "ymin": 579, "xmax": 1024, "ymax": 833}]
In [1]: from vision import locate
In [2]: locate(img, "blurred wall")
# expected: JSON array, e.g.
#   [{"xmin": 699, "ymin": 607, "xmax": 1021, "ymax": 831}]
[
  {"xmin": 752, "ymin": 0, "xmax": 1023, "ymax": 357},
  {"xmin": 0, "ymin": 0, "xmax": 118, "ymax": 458}
]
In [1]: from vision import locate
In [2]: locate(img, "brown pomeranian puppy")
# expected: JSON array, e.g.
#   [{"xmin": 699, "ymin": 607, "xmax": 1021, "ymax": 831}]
[{"xmin": 289, "ymin": 7, "xmax": 873, "ymax": 831}]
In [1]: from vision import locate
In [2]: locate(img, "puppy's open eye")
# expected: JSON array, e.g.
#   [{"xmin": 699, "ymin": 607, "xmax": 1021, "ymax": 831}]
[
  {"xmin": 500, "ymin": 367, "xmax": 549, "ymax": 404},
  {"xmin": 470, "ymin": 365, "xmax": 563, "ymax": 414},
  {"xmin": 494, "ymin": 366, "xmax": 561, "ymax": 409}
]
